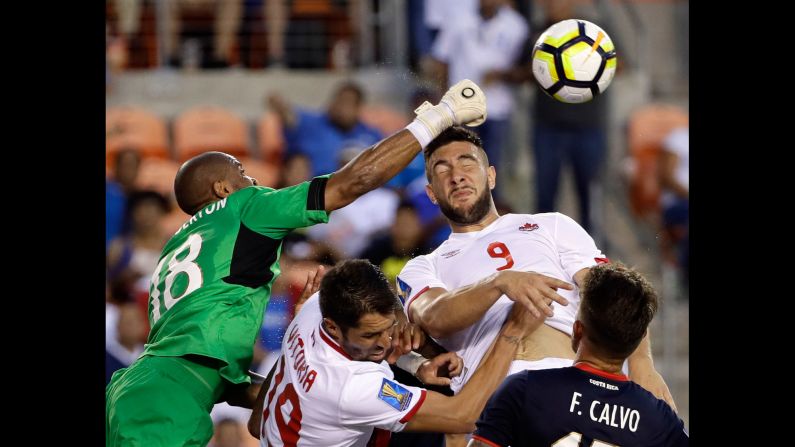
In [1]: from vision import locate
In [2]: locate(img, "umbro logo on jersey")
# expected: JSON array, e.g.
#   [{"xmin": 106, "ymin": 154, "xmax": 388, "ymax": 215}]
[
  {"xmin": 519, "ymin": 223, "xmax": 539, "ymax": 232},
  {"xmin": 441, "ymin": 249, "xmax": 461, "ymax": 258}
]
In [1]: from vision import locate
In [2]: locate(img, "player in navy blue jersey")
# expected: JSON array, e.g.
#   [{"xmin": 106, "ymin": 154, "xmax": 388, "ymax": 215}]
[{"xmin": 469, "ymin": 263, "xmax": 688, "ymax": 447}]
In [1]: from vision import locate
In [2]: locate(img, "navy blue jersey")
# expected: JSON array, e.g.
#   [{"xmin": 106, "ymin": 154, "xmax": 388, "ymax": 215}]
[{"xmin": 473, "ymin": 364, "xmax": 688, "ymax": 446}]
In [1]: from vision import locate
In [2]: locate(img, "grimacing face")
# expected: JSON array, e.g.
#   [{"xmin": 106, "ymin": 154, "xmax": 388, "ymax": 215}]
[
  {"xmin": 426, "ymin": 141, "xmax": 495, "ymax": 225},
  {"xmin": 339, "ymin": 312, "xmax": 397, "ymax": 362}
]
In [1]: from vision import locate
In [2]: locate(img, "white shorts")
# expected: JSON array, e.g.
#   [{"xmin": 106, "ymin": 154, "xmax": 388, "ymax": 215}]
[{"xmin": 508, "ymin": 357, "xmax": 574, "ymax": 375}]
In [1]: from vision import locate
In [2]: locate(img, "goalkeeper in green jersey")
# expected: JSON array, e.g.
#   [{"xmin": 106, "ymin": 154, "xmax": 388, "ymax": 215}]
[{"xmin": 106, "ymin": 79, "xmax": 487, "ymax": 446}]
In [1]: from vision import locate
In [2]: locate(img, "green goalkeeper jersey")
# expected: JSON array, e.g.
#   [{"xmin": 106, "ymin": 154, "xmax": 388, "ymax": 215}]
[{"xmin": 142, "ymin": 177, "xmax": 330, "ymax": 384}]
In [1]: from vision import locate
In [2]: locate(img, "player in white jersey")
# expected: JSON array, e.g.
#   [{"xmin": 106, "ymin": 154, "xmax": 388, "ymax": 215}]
[
  {"xmin": 400, "ymin": 211, "xmax": 601, "ymax": 390},
  {"xmin": 396, "ymin": 126, "xmax": 675, "ymax": 445},
  {"xmin": 249, "ymin": 259, "xmax": 544, "ymax": 447}
]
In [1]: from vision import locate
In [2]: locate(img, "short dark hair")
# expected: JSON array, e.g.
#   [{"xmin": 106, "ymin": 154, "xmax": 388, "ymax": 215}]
[
  {"xmin": 174, "ymin": 151, "xmax": 236, "ymax": 215},
  {"xmin": 334, "ymin": 81, "xmax": 366, "ymax": 104},
  {"xmin": 319, "ymin": 259, "xmax": 400, "ymax": 333},
  {"xmin": 424, "ymin": 126, "xmax": 487, "ymax": 181},
  {"xmin": 125, "ymin": 190, "xmax": 171, "ymax": 218},
  {"xmin": 579, "ymin": 263, "xmax": 658, "ymax": 358}
]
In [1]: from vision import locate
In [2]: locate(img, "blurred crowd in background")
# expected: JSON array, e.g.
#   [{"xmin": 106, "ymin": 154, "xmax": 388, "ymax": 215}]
[{"xmin": 106, "ymin": 1, "xmax": 689, "ymax": 444}]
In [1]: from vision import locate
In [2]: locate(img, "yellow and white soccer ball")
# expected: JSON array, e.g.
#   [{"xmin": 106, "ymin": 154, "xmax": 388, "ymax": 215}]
[{"xmin": 532, "ymin": 19, "xmax": 617, "ymax": 104}]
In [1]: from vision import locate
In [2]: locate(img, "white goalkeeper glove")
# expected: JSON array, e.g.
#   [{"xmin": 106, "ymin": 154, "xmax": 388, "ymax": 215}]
[{"xmin": 406, "ymin": 79, "xmax": 487, "ymax": 148}]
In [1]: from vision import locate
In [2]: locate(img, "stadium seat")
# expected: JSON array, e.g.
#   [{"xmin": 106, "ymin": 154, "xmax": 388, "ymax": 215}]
[
  {"xmin": 625, "ymin": 103, "xmax": 689, "ymax": 219},
  {"xmin": 174, "ymin": 106, "xmax": 250, "ymax": 162},
  {"xmin": 106, "ymin": 106, "xmax": 170, "ymax": 166},
  {"xmin": 256, "ymin": 111, "xmax": 286, "ymax": 165},
  {"xmin": 134, "ymin": 158, "xmax": 181, "ymax": 198}
]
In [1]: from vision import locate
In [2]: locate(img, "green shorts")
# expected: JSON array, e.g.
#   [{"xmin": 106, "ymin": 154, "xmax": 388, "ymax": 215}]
[{"xmin": 106, "ymin": 355, "xmax": 226, "ymax": 447}]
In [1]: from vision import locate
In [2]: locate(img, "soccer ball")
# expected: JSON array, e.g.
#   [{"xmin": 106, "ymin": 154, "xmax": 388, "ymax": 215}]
[{"xmin": 532, "ymin": 19, "xmax": 617, "ymax": 104}]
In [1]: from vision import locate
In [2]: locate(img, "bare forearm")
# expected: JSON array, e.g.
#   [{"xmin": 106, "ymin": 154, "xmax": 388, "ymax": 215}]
[
  {"xmin": 406, "ymin": 327, "xmax": 521, "ymax": 433},
  {"xmin": 326, "ymin": 78, "xmax": 486, "ymax": 211},
  {"xmin": 448, "ymin": 322, "xmax": 524, "ymax": 425},
  {"xmin": 418, "ymin": 274, "xmax": 503, "ymax": 338},
  {"xmin": 628, "ymin": 330, "xmax": 653, "ymax": 369},
  {"xmin": 251, "ymin": 378, "xmax": 268, "ymax": 416},
  {"xmin": 248, "ymin": 363, "xmax": 278, "ymax": 438},
  {"xmin": 404, "ymin": 304, "xmax": 535, "ymax": 434},
  {"xmin": 325, "ymin": 130, "xmax": 421, "ymax": 210},
  {"xmin": 625, "ymin": 330, "xmax": 676, "ymax": 409}
]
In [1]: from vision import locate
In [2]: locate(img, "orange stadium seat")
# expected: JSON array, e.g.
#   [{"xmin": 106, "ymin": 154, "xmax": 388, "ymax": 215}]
[
  {"xmin": 256, "ymin": 112, "xmax": 286, "ymax": 165},
  {"xmin": 360, "ymin": 104, "xmax": 410, "ymax": 137},
  {"xmin": 106, "ymin": 106, "xmax": 170, "ymax": 166},
  {"xmin": 238, "ymin": 157, "xmax": 280, "ymax": 188},
  {"xmin": 174, "ymin": 106, "xmax": 250, "ymax": 162},
  {"xmin": 134, "ymin": 158, "xmax": 181, "ymax": 198},
  {"xmin": 626, "ymin": 103, "xmax": 689, "ymax": 219}
]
